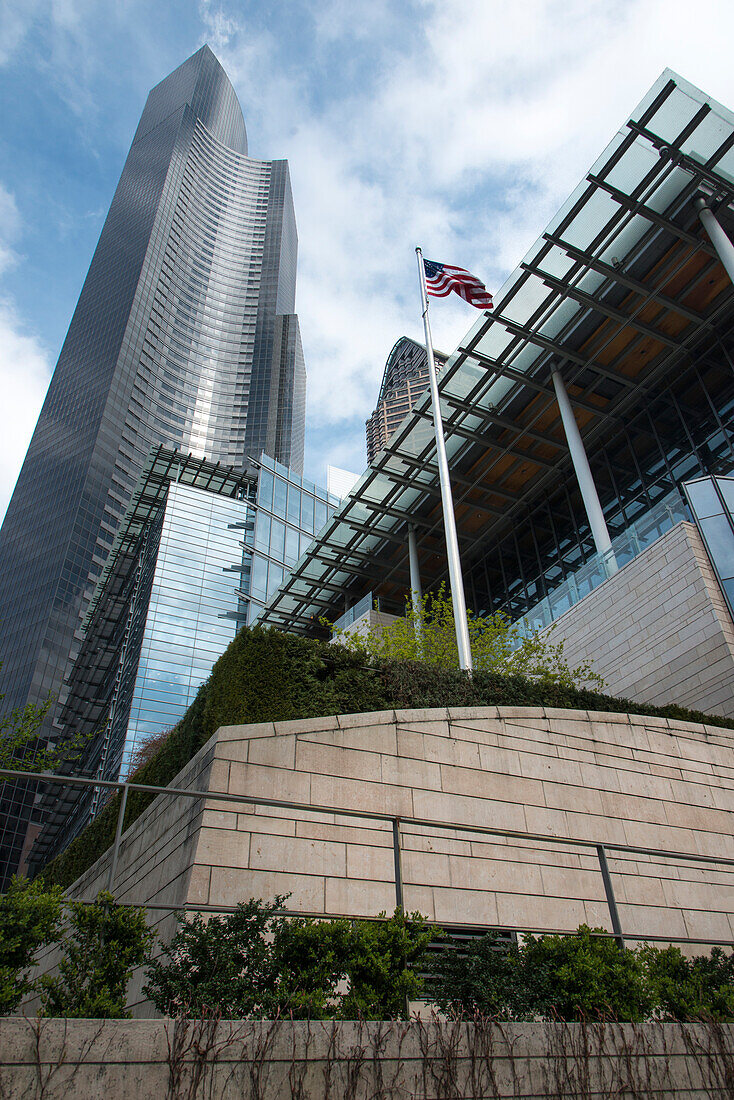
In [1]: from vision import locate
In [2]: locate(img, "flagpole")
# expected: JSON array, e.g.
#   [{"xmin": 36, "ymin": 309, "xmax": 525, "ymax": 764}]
[{"xmin": 415, "ymin": 247, "xmax": 473, "ymax": 673}]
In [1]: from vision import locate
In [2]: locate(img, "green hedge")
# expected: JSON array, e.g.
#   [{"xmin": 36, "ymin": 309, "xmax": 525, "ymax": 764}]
[{"xmin": 41, "ymin": 626, "xmax": 734, "ymax": 890}]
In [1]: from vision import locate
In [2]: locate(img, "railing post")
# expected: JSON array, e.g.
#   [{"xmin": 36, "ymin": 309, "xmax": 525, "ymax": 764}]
[
  {"xmin": 392, "ymin": 818, "xmax": 404, "ymax": 912},
  {"xmin": 596, "ymin": 843, "xmax": 625, "ymax": 949},
  {"xmin": 106, "ymin": 783, "xmax": 129, "ymax": 895}
]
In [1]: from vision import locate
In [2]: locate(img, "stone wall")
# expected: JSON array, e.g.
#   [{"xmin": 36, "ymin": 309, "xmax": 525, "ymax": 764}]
[
  {"xmin": 46, "ymin": 705, "xmax": 734, "ymax": 1015},
  {"xmin": 1, "ymin": 1017, "xmax": 732, "ymax": 1099},
  {"xmin": 549, "ymin": 521, "xmax": 734, "ymax": 718}
]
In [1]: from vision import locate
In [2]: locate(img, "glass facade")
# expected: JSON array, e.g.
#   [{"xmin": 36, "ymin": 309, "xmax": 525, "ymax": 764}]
[
  {"xmin": 0, "ymin": 46, "xmax": 306, "ymax": 884},
  {"xmin": 30, "ymin": 447, "xmax": 337, "ymax": 869},
  {"xmin": 684, "ymin": 475, "xmax": 734, "ymax": 616},
  {"xmin": 246, "ymin": 454, "xmax": 340, "ymax": 622}
]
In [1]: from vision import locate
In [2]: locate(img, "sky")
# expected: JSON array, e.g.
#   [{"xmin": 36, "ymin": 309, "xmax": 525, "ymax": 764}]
[{"xmin": 3, "ymin": 0, "xmax": 734, "ymax": 523}]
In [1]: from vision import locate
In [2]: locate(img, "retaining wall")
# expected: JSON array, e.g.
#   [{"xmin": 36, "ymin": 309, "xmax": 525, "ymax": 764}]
[{"xmin": 1, "ymin": 1017, "xmax": 732, "ymax": 1098}]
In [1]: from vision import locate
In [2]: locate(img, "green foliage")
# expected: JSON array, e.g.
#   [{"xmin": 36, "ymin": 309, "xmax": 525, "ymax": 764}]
[
  {"xmin": 40, "ymin": 891, "xmax": 154, "ymax": 1019},
  {"xmin": 40, "ymin": 623, "xmax": 734, "ymax": 892},
  {"xmin": 519, "ymin": 927, "xmax": 652, "ymax": 1021},
  {"xmin": 330, "ymin": 586, "xmax": 604, "ymax": 689},
  {"xmin": 145, "ymin": 896, "xmax": 287, "ymax": 1018},
  {"xmin": 0, "ymin": 670, "xmax": 89, "ymax": 775},
  {"xmin": 429, "ymin": 926, "xmax": 733, "ymax": 1022},
  {"xmin": 0, "ymin": 876, "xmax": 63, "ymax": 1015},
  {"xmin": 145, "ymin": 897, "xmax": 432, "ymax": 1020},
  {"xmin": 641, "ymin": 943, "xmax": 734, "ymax": 1020}
]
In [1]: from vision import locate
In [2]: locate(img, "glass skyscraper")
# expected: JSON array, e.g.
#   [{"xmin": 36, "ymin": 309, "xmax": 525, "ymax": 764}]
[{"xmin": 0, "ymin": 46, "xmax": 306, "ymax": 881}]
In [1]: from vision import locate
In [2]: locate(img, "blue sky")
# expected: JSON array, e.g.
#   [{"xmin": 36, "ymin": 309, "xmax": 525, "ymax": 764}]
[{"xmin": 3, "ymin": 0, "xmax": 734, "ymax": 521}]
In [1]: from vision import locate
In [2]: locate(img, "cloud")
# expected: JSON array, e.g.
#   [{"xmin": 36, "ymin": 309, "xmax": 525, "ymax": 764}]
[
  {"xmin": 0, "ymin": 184, "xmax": 21, "ymax": 275},
  {"xmin": 197, "ymin": 0, "xmax": 734, "ymax": 484},
  {"xmin": 0, "ymin": 301, "xmax": 51, "ymax": 524}
]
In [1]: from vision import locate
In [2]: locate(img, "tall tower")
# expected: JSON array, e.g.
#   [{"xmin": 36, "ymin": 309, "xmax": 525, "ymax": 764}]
[
  {"xmin": 365, "ymin": 337, "xmax": 445, "ymax": 464},
  {"xmin": 0, "ymin": 46, "xmax": 306, "ymax": 880}
]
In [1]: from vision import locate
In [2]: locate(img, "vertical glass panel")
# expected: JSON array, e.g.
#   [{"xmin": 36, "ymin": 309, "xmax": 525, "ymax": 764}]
[
  {"xmin": 300, "ymin": 492, "xmax": 314, "ymax": 534},
  {"xmin": 269, "ymin": 519, "xmax": 285, "ymax": 559},
  {"xmin": 687, "ymin": 478, "xmax": 722, "ymax": 519},
  {"xmin": 258, "ymin": 469, "xmax": 273, "ymax": 511},
  {"xmin": 285, "ymin": 526, "xmax": 300, "ymax": 565},
  {"xmin": 267, "ymin": 563, "xmax": 283, "ymax": 596},
  {"xmin": 287, "ymin": 484, "xmax": 301, "ymax": 525},
  {"xmin": 254, "ymin": 512, "xmax": 270, "ymax": 552},
  {"xmin": 251, "ymin": 554, "xmax": 268, "ymax": 600},
  {"xmin": 717, "ymin": 478, "xmax": 734, "ymax": 514},
  {"xmin": 700, "ymin": 515, "xmax": 734, "ymax": 578},
  {"xmin": 314, "ymin": 499, "xmax": 327, "ymax": 531},
  {"xmin": 273, "ymin": 477, "xmax": 287, "ymax": 517}
]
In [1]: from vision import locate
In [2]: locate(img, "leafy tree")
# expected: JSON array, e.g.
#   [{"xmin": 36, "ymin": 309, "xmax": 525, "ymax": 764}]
[
  {"xmin": 0, "ymin": 876, "xmax": 63, "ymax": 1015},
  {"xmin": 0, "ymin": 661, "xmax": 90, "ymax": 776},
  {"xmin": 329, "ymin": 586, "xmax": 603, "ymax": 689},
  {"xmin": 40, "ymin": 891, "xmax": 154, "ymax": 1018}
]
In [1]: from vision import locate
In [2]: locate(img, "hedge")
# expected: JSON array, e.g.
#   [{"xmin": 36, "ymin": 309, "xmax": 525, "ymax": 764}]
[{"xmin": 40, "ymin": 625, "xmax": 734, "ymax": 890}]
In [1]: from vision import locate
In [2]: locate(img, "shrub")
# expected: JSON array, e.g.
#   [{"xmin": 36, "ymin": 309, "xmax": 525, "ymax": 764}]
[
  {"xmin": 0, "ymin": 876, "xmax": 63, "ymax": 1014},
  {"xmin": 145, "ymin": 898, "xmax": 432, "ymax": 1020},
  {"xmin": 40, "ymin": 891, "xmax": 154, "ymax": 1018},
  {"xmin": 429, "ymin": 926, "xmax": 734, "ymax": 1022}
]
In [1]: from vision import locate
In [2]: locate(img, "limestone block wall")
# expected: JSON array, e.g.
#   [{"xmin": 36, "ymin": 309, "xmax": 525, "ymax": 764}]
[
  {"xmin": 2, "ymin": 1017, "xmax": 732, "ymax": 1100},
  {"xmin": 50, "ymin": 706, "xmax": 734, "ymax": 1016},
  {"xmin": 548, "ymin": 521, "xmax": 734, "ymax": 718}
]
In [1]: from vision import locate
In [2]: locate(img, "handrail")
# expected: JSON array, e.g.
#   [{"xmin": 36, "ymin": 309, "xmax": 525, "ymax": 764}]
[{"xmin": 5, "ymin": 765, "xmax": 734, "ymax": 950}]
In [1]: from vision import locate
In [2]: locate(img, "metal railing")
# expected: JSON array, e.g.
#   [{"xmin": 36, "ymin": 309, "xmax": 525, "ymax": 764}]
[{"xmin": 5, "ymin": 766, "xmax": 734, "ymax": 950}]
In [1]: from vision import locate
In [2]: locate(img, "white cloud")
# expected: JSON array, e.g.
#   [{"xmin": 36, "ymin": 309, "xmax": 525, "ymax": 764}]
[
  {"xmin": 0, "ymin": 184, "xmax": 22, "ymax": 276},
  {"xmin": 201, "ymin": 0, "xmax": 734, "ymax": 482},
  {"xmin": 0, "ymin": 301, "xmax": 51, "ymax": 524}
]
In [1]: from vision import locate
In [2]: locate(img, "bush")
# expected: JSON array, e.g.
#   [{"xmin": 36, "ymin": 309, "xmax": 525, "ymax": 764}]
[
  {"xmin": 145, "ymin": 897, "xmax": 432, "ymax": 1020},
  {"xmin": 0, "ymin": 876, "xmax": 63, "ymax": 1014},
  {"xmin": 40, "ymin": 891, "xmax": 154, "ymax": 1018},
  {"xmin": 429, "ymin": 925, "xmax": 734, "ymax": 1022}
]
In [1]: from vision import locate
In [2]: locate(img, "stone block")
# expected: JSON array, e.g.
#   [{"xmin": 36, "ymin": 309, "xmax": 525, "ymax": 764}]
[
  {"xmin": 249, "ymin": 833, "xmax": 347, "ymax": 878},
  {"xmin": 324, "ymin": 876, "xmax": 395, "ymax": 917},
  {"xmin": 379, "ymin": 753, "xmax": 441, "ymax": 790},
  {"xmin": 275, "ymin": 714, "xmax": 340, "ymax": 736},
  {"xmin": 295, "ymin": 740, "xmax": 381, "ymax": 783},
  {"xmin": 247, "ymin": 734, "xmax": 297, "ymax": 769},
  {"xmin": 345, "ymin": 842, "xmax": 394, "ymax": 882},
  {"xmin": 217, "ymin": 721, "xmax": 275, "ymax": 741},
  {"xmin": 440, "ymin": 762, "xmax": 543, "ymax": 807},
  {"xmin": 412, "ymin": 787, "xmax": 526, "ymax": 833},
  {"xmin": 310, "ymin": 772, "xmax": 413, "ymax": 818},
  {"xmin": 432, "ymin": 886, "xmax": 499, "ymax": 926},
  {"xmin": 209, "ymin": 866, "xmax": 326, "ymax": 911},
  {"xmin": 337, "ymin": 709, "xmax": 396, "ymax": 727}
]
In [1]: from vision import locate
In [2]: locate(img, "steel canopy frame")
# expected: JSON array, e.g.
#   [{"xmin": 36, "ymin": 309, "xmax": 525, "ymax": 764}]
[{"xmin": 259, "ymin": 71, "xmax": 734, "ymax": 635}]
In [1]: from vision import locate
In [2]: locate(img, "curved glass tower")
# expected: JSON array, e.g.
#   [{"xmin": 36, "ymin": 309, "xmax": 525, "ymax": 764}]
[{"xmin": 0, "ymin": 46, "xmax": 306, "ymax": 880}]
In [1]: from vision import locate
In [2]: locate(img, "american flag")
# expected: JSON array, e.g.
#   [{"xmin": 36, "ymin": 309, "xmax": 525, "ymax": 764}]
[{"xmin": 423, "ymin": 259, "xmax": 493, "ymax": 310}]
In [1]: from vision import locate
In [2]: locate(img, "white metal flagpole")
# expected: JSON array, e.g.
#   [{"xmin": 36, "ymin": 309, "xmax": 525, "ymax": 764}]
[{"xmin": 415, "ymin": 247, "xmax": 473, "ymax": 673}]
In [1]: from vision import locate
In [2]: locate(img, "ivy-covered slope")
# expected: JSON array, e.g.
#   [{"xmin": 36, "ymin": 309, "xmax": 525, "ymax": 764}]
[{"xmin": 41, "ymin": 626, "xmax": 734, "ymax": 890}]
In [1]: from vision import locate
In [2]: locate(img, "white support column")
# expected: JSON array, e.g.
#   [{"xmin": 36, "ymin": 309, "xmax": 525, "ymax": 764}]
[
  {"xmin": 551, "ymin": 366, "xmax": 618, "ymax": 575},
  {"xmin": 407, "ymin": 524, "xmax": 423, "ymax": 639},
  {"xmin": 694, "ymin": 195, "xmax": 734, "ymax": 285}
]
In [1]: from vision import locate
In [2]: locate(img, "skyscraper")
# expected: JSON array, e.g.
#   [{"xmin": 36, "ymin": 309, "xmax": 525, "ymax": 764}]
[
  {"xmin": 365, "ymin": 337, "xmax": 446, "ymax": 464},
  {"xmin": 0, "ymin": 46, "xmax": 306, "ymax": 880}
]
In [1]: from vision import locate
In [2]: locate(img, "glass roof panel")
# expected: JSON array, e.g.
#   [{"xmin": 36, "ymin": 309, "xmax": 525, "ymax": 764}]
[
  {"xmin": 534, "ymin": 245, "xmax": 575, "ymax": 280},
  {"xmin": 360, "ymin": 472, "xmax": 395, "ymax": 503},
  {"xmin": 442, "ymin": 358, "xmax": 488, "ymax": 399},
  {"xmin": 538, "ymin": 298, "xmax": 581, "ymax": 339},
  {"xmin": 393, "ymin": 418, "xmax": 434, "ymax": 458},
  {"xmin": 561, "ymin": 189, "xmax": 619, "ymax": 251},
  {"xmin": 576, "ymin": 269, "xmax": 605, "ymax": 295},
  {"xmin": 646, "ymin": 85, "xmax": 701, "ymax": 143},
  {"xmin": 681, "ymin": 110, "xmax": 731, "ymax": 163},
  {"xmin": 471, "ymin": 324, "xmax": 514, "ymax": 363},
  {"xmin": 502, "ymin": 274, "xmax": 554, "ymax": 326},
  {"xmin": 598, "ymin": 212, "xmax": 653, "ymax": 265},
  {"xmin": 605, "ymin": 138, "xmax": 658, "ymax": 195},
  {"xmin": 713, "ymin": 145, "xmax": 734, "ymax": 185}
]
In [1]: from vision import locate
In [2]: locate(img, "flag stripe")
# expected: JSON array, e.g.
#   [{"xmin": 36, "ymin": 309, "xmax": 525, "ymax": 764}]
[{"xmin": 423, "ymin": 258, "xmax": 493, "ymax": 310}]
